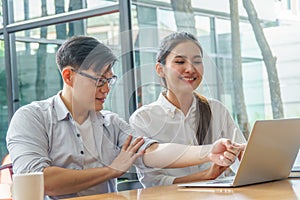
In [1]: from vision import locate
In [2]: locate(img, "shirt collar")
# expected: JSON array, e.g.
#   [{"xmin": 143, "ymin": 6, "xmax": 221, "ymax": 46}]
[
  {"xmin": 157, "ymin": 92, "xmax": 177, "ymax": 113},
  {"xmin": 157, "ymin": 92, "xmax": 197, "ymax": 115},
  {"xmin": 53, "ymin": 91, "xmax": 71, "ymax": 121}
]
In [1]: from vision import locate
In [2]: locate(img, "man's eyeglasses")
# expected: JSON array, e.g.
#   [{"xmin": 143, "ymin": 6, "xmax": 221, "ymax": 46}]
[{"xmin": 71, "ymin": 69, "xmax": 117, "ymax": 87}]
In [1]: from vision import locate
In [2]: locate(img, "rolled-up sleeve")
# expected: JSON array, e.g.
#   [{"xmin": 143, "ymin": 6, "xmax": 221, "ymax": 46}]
[{"xmin": 6, "ymin": 105, "xmax": 51, "ymax": 173}]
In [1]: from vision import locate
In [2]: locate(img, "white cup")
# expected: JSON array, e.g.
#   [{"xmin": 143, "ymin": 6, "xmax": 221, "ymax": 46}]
[{"xmin": 12, "ymin": 172, "xmax": 44, "ymax": 200}]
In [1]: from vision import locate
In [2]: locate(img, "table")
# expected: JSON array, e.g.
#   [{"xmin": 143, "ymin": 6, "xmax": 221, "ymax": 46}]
[{"xmin": 64, "ymin": 178, "xmax": 300, "ymax": 200}]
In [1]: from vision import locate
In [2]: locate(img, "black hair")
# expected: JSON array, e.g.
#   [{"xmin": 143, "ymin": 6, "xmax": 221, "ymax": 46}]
[
  {"xmin": 156, "ymin": 31, "xmax": 203, "ymax": 65},
  {"xmin": 56, "ymin": 36, "xmax": 117, "ymax": 72},
  {"xmin": 193, "ymin": 93, "xmax": 212, "ymax": 145}
]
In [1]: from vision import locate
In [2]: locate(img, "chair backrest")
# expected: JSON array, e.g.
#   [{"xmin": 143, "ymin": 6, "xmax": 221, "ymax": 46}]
[{"xmin": 117, "ymin": 180, "xmax": 143, "ymax": 191}]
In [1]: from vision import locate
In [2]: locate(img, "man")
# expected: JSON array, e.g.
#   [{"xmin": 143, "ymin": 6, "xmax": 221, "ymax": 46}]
[{"xmin": 6, "ymin": 36, "xmax": 243, "ymax": 199}]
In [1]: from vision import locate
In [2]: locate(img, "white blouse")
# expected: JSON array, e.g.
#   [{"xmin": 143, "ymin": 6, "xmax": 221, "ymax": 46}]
[{"xmin": 129, "ymin": 93, "xmax": 246, "ymax": 187}]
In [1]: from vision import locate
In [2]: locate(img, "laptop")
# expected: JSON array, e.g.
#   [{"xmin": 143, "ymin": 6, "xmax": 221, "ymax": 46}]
[
  {"xmin": 290, "ymin": 149, "xmax": 300, "ymax": 177},
  {"xmin": 178, "ymin": 118, "xmax": 300, "ymax": 188}
]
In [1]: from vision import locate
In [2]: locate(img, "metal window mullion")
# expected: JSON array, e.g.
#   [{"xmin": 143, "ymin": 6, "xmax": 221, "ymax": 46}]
[
  {"xmin": 119, "ymin": 0, "xmax": 136, "ymax": 119},
  {"xmin": 3, "ymin": 0, "xmax": 19, "ymax": 121},
  {"xmin": 210, "ymin": 17, "xmax": 221, "ymax": 101},
  {"xmin": 5, "ymin": 5, "xmax": 119, "ymax": 34}
]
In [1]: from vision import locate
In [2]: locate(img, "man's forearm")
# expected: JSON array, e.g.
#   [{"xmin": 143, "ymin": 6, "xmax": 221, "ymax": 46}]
[
  {"xmin": 43, "ymin": 166, "xmax": 119, "ymax": 196},
  {"xmin": 143, "ymin": 143, "xmax": 211, "ymax": 168}
]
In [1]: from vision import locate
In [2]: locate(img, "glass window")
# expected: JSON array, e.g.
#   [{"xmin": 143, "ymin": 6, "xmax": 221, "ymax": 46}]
[
  {"xmin": 131, "ymin": 0, "xmax": 300, "ymax": 135},
  {"xmin": 2, "ymin": 0, "xmax": 300, "ymax": 161},
  {"xmin": 287, "ymin": 0, "xmax": 292, "ymax": 9},
  {"xmin": 192, "ymin": 0, "xmax": 230, "ymax": 13},
  {"xmin": 130, "ymin": 4, "xmax": 162, "ymax": 108},
  {"xmin": 1, "ymin": 2, "xmax": 122, "ymax": 161},
  {"xmin": 15, "ymin": 41, "xmax": 61, "ymax": 105},
  {"xmin": 13, "ymin": 13, "xmax": 124, "ymax": 115},
  {"xmin": 0, "ymin": 0, "xmax": 3, "ymax": 29},
  {"xmin": 0, "ymin": 38, "xmax": 8, "ymax": 160},
  {"xmin": 12, "ymin": 0, "xmax": 119, "ymax": 22}
]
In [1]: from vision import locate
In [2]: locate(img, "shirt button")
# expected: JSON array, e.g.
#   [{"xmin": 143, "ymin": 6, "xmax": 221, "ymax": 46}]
[
  {"xmin": 77, "ymin": 134, "xmax": 80, "ymax": 137},
  {"xmin": 80, "ymin": 151, "xmax": 84, "ymax": 155}
]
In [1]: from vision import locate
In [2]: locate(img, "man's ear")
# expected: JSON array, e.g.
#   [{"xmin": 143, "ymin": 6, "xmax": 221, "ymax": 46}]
[
  {"xmin": 155, "ymin": 63, "xmax": 165, "ymax": 77},
  {"xmin": 61, "ymin": 68, "xmax": 74, "ymax": 87}
]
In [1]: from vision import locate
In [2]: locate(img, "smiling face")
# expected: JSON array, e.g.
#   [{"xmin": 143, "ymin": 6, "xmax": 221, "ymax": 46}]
[
  {"xmin": 157, "ymin": 41, "xmax": 204, "ymax": 96},
  {"xmin": 72, "ymin": 65, "xmax": 114, "ymax": 113}
]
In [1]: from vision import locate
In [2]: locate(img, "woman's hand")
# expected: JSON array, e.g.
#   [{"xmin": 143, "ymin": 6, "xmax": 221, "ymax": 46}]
[{"xmin": 208, "ymin": 139, "xmax": 243, "ymax": 166}]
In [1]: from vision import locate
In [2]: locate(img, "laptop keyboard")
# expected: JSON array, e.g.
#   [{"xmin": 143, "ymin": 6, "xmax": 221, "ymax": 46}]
[
  {"xmin": 211, "ymin": 177, "xmax": 235, "ymax": 184},
  {"xmin": 291, "ymin": 166, "xmax": 300, "ymax": 172}
]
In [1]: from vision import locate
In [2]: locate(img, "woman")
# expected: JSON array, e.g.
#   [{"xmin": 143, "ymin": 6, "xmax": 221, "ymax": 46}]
[{"xmin": 130, "ymin": 32, "xmax": 246, "ymax": 187}]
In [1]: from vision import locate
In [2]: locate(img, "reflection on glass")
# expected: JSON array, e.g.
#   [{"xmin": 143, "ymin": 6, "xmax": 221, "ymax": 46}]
[
  {"xmin": 133, "ymin": 0, "xmax": 300, "ymax": 131},
  {"xmin": 14, "ymin": 13, "xmax": 121, "ymax": 109},
  {"xmin": 2, "ymin": 0, "xmax": 300, "ymax": 164},
  {"xmin": 0, "ymin": 5, "xmax": 3, "ymax": 29},
  {"xmin": 0, "ymin": 39, "xmax": 8, "ymax": 160},
  {"xmin": 16, "ymin": 42, "xmax": 60, "ymax": 105},
  {"xmin": 12, "ymin": 0, "xmax": 119, "ymax": 22}
]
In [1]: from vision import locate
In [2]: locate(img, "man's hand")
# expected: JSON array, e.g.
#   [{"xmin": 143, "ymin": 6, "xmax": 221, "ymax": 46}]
[
  {"xmin": 108, "ymin": 135, "xmax": 145, "ymax": 177},
  {"xmin": 208, "ymin": 138, "xmax": 243, "ymax": 166}
]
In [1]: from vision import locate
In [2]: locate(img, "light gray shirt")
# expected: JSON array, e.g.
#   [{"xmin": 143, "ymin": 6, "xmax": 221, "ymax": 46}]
[
  {"xmin": 130, "ymin": 93, "xmax": 246, "ymax": 187},
  {"xmin": 6, "ymin": 92, "xmax": 155, "ymax": 199}
]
